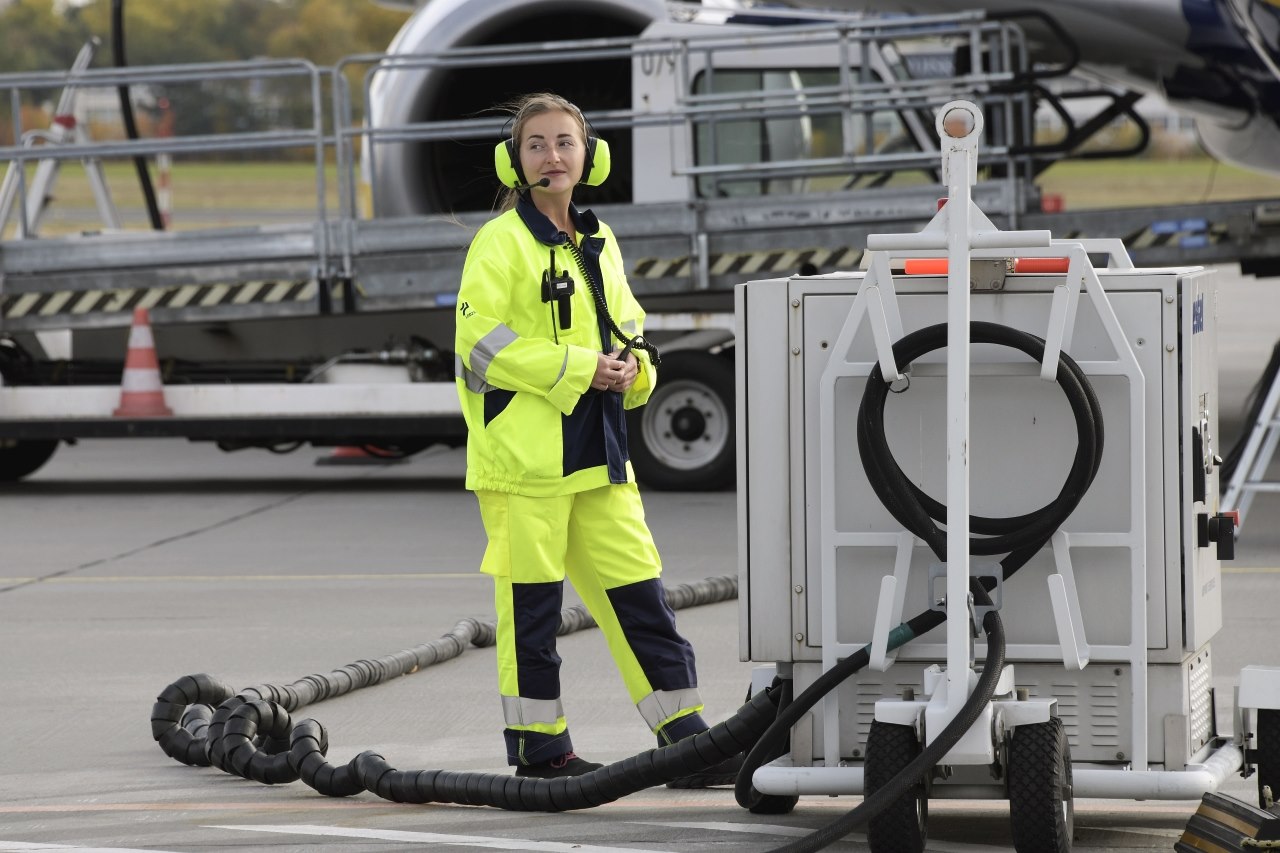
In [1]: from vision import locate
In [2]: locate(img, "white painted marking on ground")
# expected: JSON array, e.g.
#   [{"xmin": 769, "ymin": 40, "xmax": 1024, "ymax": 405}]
[
  {"xmin": 210, "ymin": 824, "xmax": 680, "ymax": 852},
  {"xmin": 0, "ymin": 843, "xmax": 184, "ymax": 853},
  {"xmin": 630, "ymin": 820, "xmax": 813, "ymax": 837},
  {"xmin": 627, "ymin": 821, "xmax": 1014, "ymax": 851}
]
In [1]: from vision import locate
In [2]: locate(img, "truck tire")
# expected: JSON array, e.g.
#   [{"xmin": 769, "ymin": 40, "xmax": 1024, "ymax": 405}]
[
  {"xmin": 865, "ymin": 720, "xmax": 928, "ymax": 853},
  {"xmin": 627, "ymin": 350, "xmax": 734, "ymax": 491},
  {"xmin": 1007, "ymin": 717, "xmax": 1073, "ymax": 853},
  {"xmin": 0, "ymin": 438, "xmax": 58, "ymax": 482}
]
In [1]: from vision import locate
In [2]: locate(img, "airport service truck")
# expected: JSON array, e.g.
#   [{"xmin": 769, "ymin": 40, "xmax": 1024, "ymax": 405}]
[{"xmin": 2, "ymin": 0, "xmax": 1279, "ymax": 488}]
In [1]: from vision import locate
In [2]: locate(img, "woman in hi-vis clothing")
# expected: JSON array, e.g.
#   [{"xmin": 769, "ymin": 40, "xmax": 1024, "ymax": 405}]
[{"xmin": 453, "ymin": 92, "xmax": 736, "ymax": 786}]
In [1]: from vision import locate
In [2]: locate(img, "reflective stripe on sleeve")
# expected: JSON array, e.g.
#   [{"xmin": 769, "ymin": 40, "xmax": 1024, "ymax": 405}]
[
  {"xmin": 554, "ymin": 349, "xmax": 569, "ymax": 386},
  {"xmin": 470, "ymin": 323, "xmax": 519, "ymax": 380},
  {"xmin": 636, "ymin": 687, "xmax": 704, "ymax": 731},
  {"xmin": 501, "ymin": 695, "xmax": 566, "ymax": 728},
  {"xmin": 455, "ymin": 353, "xmax": 492, "ymax": 394}
]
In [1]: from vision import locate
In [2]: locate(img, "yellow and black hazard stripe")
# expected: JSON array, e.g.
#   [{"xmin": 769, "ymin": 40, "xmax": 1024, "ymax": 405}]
[
  {"xmin": 1122, "ymin": 220, "xmax": 1229, "ymax": 251},
  {"xmin": 632, "ymin": 246, "xmax": 864, "ymax": 280},
  {"xmin": 1, "ymin": 279, "xmax": 325, "ymax": 321},
  {"xmin": 1052, "ymin": 221, "xmax": 1229, "ymax": 252}
]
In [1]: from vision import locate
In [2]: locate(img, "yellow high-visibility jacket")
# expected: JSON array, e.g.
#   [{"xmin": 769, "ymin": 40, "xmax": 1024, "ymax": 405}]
[{"xmin": 454, "ymin": 194, "xmax": 655, "ymax": 496}]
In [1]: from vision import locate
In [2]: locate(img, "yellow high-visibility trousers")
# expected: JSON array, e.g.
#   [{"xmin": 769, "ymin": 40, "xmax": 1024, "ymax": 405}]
[{"xmin": 477, "ymin": 483, "xmax": 707, "ymax": 765}]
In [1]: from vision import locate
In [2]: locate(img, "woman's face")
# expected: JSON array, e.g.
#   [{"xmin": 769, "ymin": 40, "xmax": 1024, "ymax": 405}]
[{"xmin": 518, "ymin": 109, "xmax": 585, "ymax": 195}]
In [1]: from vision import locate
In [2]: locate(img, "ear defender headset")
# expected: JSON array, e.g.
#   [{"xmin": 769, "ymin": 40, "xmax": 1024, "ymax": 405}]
[{"xmin": 493, "ymin": 127, "xmax": 612, "ymax": 189}]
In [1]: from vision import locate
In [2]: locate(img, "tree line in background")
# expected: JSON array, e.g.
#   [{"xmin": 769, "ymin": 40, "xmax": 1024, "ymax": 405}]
[
  {"xmin": 0, "ymin": 0, "xmax": 410, "ymax": 150},
  {"xmin": 0, "ymin": 0, "xmax": 409, "ymax": 73}
]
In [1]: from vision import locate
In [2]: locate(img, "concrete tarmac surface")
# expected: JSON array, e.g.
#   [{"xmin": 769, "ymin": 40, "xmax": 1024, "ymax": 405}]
[{"xmin": 1, "ymin": 262, "xmax": 1278, "ymax": 852}]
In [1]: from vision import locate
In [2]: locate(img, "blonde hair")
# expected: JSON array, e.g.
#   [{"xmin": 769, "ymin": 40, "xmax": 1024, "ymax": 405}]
[{"xmin": 498, "ymin": 92, "xmax": 589, "ymax": 211}]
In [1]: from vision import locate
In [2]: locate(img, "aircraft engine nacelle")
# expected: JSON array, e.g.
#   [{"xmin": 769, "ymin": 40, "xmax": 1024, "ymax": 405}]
[
  {"xmin": 367, "ymin": 0, "xmax": 667, "ymax": 217},
  {"xmin": 1196, "ymin": 113, "xmax": 1280, "ymax": 182}
]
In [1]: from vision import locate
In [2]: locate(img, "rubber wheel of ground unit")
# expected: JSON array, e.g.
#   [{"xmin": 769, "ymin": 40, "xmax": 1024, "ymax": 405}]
[
  {"xmin": 626, "ymin": 350, "xmax": 734, "ymax": 491},
  {"xmin": 1007, "ymin": 717, "xmax": 1074, "ymax": 853},
  {"xmin": 1256, "ymin": 708, "xmax": 1280, "ymax": 808},
  {"xmin": 865, "ymin": 720, "xmax": 928, "ymax": 853},
  {"xmin": 0, "ymin": 439, "xmax": 58, "ymax": 482}
]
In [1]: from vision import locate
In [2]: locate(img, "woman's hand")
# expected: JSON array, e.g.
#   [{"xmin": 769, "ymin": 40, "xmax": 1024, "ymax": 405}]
[
  {"xmin": 607, "ymin": 350, "xmax": 638, "ymax": 392},
  {"xmin": 593, "ymin": 352, "xmax": 630, "ymax": 392}
]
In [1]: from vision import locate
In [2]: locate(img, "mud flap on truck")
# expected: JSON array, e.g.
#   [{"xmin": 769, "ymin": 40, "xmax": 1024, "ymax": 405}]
[{"xmin": 626, "ymin": 349, "xmax": 735, "ymax": 491}]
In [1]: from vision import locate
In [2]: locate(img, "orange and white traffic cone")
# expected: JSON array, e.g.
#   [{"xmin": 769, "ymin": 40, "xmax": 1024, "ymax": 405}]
[
  {"xmin": 114, "ymin": 307, "xmax": 172, "ymax": 417},
  {"xmin": 316, "ymin": 445, "xmax": 404, "ymax": 466}
]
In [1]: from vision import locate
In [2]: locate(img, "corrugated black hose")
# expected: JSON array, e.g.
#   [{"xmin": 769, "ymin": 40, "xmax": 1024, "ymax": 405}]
[{"xmin": 151, "ymin": 576, "xmax": 773, "ymax": 808}]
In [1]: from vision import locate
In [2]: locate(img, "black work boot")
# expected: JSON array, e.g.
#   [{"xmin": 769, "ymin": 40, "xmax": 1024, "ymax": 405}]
[{"xmin": 515, "ymin": 752, "xmax": 603, "ymax": 779}]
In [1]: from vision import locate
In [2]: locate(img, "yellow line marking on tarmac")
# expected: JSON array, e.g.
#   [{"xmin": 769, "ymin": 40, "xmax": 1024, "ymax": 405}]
[{"xmin": 0, "ymin": 573, "xmax": 484, "ymax": 584}]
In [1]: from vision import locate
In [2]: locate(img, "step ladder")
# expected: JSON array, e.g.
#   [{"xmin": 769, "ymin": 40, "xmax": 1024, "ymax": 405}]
[
  {"xmin": 1222, "ymin": 365, "xmax": 1280, "ymax": 528},
  {"xmin": 0, "ymin": 38, "xmax": 119, "ymax": 238}
]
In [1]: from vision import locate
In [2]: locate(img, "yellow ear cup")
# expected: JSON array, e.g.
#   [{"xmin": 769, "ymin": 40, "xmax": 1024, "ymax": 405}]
[
  {"xmin": 493, "ymin": 139, "xmax": 524, "ymax": 187},
  {"xmin": 580, "ymin": 137, "xmax": 611, "ymax": 186}
]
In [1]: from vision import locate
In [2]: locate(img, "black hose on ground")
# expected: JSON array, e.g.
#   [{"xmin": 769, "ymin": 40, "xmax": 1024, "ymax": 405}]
[{"xmin": 150, "ymin": 576, "xmax": 745, "ymax": 801}]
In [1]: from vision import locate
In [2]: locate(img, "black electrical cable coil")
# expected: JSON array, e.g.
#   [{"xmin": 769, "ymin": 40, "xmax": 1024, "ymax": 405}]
[{"xmin": 735, "ymin": 320, "xmax": 1104, "ymax": 852}]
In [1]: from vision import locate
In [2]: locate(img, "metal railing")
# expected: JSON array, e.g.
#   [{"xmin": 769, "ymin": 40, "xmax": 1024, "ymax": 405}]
[{"xmin": 0, "ymin": 9, "xmax": 1039, "ymax": 290}]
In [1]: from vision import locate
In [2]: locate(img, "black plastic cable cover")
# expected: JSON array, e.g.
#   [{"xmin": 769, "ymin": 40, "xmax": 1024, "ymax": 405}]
[
  {"xmin": 151, "ymin": 576, "xmax": 739, "ymax": 778},
  {"xmin": 274, "ymin": 687, "xmax": 779, "ymax": 808}
]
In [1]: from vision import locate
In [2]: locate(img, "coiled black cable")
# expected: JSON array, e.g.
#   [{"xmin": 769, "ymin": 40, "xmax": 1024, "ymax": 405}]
[
  {"xmin": 736, "ymin": 320, "xmax": 1104, "ymax": 852},
  {"xmin": 565, "ymin": 240, "xmax": 662, "ymax": 366}
]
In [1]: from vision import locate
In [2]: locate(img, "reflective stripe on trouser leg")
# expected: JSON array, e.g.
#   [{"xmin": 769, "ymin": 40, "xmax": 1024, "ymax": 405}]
[
  {"xmin": 565, "ymin": 482, "xmax": 705, "ymax": 739},
  {"xmin": 479, "ymin": 491, "xmax": 575, "ymax": 765}
]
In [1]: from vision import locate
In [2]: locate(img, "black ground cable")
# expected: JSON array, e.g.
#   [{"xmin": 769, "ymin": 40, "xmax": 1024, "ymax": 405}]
[
  {"xmin": 736, "ymin": 320, "xmax": 1103, "ymax": 851},
  {"xmin": 771, "ymin": 592, "xmax": 1006, "ymax": 853},
  {"xmin": 151, "ymin": 576, "xmax": 739, "ymax": 781}
]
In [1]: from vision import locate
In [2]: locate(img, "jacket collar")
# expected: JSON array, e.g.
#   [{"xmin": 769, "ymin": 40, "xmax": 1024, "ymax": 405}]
[{"xmin": 516, "ymin": 193, "xmax": 600, "ymax": 245}]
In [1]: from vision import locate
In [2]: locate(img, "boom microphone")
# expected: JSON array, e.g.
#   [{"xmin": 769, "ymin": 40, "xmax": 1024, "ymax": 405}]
[{"xmin": 514, "ymin": 177, "xmax": 551, "ymax": 190}]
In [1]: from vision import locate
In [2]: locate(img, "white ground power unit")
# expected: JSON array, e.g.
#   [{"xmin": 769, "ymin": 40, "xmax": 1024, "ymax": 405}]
[{"xmin": 736, "ymin": 101, "xmax": 1280, "ymax": 851}]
